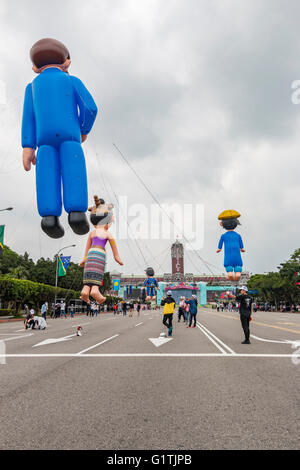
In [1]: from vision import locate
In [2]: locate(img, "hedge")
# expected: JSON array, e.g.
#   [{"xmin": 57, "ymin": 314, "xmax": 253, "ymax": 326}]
[
  {"xmin": 0, "ymin": 276, "xmax": 80, "ymax": 312},
  {"xmin": 0, "ymin": 308, "xmax": 16, "ymax": 316}
]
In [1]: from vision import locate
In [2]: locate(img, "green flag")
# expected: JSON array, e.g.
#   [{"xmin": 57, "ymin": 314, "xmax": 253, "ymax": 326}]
[
  {"xmin": 0, "ymin": 225, "xmax": 4, "ymax": 255},
  {"xmin": 57, "ymin": 255, "xmax": 71, "ymax": 277}
]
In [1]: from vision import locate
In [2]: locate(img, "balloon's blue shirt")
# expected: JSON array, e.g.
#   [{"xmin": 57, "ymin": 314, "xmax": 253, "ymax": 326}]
[
  {"xmin": 22, "ymin": 67, "xmax": 98, "ymax": 217},
  {"xmin": 218, "ymin": 231, "xmax": 244, "ymax": 270}
]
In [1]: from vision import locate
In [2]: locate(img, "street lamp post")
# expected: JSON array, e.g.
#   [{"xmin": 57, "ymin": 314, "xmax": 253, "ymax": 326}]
[{"xmin": 54, "ymin": 244, "xmax": 76, "ymax": 307}]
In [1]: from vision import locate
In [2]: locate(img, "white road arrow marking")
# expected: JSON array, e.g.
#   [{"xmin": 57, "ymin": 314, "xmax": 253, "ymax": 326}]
[
  {"xmin": 251, "ymin": 334, "xmax": 299, "ymax": 344},
  {"xmin": 149, "ymin": 337, "xmax": 173, "ymax": 347},
  {"xmin": 33, "ymin": 334, "xmax": 76, "ymax": 347}
]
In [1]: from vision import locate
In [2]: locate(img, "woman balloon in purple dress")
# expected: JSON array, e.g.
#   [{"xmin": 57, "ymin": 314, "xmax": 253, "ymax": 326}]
[{"xmin": 80, "ymin": 196, "xmax": 123, "ymax": 304}]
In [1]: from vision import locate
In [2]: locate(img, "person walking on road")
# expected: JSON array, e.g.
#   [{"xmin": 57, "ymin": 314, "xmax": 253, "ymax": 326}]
[
  {"xmin": 55, "ymin": 302, "xmax": 61, "ymax": 319},
  {"xmin": 60, "ymin": 300, "xmax": 66, "ymax": 318},
  {"xmin": 122, "ymin": 301, "xmax": 127, "ymax": 316},
  {"xmin": 95, "ymin": 303, "xmax": 99, "ymax": 317},
  {"xmin": 161, "ymin": 291, "xmax": 176, "ymax": 336},
  {"xmin": 186, "ymin": 295, "xmax": 198, "ymax": 328},
  {"xmin": 70, "ymin": 303, "xmax": 75, "ymax": 318},
  {"xmin": 129, "ymin": 302, "xmax": 134, "ymax": 317},
  {"xmin": 137, "ymin": 303, "xmax": 141, "ymax": 317},
  {"xmin": 41, "ymin": 302, "xmax": 47, "ymax": 321},
  {"xmin": 184, "ymin": 297, "xmax": 190, "ymax": 322},
  {"xmin": 178, "ymin": 296, "xmax": 185, "ymax": 323},
  {"xmin": 233, "ymin": 286, "xmax": 253, "ymax": 344}
]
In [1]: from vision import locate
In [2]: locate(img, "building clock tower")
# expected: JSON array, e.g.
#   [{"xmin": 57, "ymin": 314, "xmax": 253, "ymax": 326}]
[{"xmin": 171, "ymin": 239, "xmax": 184, "ymax": 275}]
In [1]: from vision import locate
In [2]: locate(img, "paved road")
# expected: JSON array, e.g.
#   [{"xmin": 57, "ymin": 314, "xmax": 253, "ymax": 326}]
[{"xmin": 0, "ymin": 308, "xmax": 299, "ymax": 450}]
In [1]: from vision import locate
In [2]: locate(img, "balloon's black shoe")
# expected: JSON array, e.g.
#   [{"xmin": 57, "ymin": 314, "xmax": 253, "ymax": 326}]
[
  {"xmin": 41, "ymin": 216, "xmax": 65, "ymax": 239},
  {"xmin": 68, "ymin": 211, "xmax": 90, "ymax": 235},
  {"xmin": 241, "ymin": 339, "xmax": 251, "ymax": 344}
]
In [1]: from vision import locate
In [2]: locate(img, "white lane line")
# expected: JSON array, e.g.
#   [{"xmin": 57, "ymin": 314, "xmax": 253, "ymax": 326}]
[
  {"xmin": 196, "ymin": 324, "xmax": 227, "ymax": 354},
  {"xmin": 197, "ymin": 321, "xmax": 236, "ymax": 355},
  {"xmin": 76, "ymin": 334, "xmax": 120, "ymax": 355},
  {"xmin": 134, "ymin": 322, "xmax": 143, "ymax": 327},
  {"xmin": 1, "ymin": 334, "xmax": 33, "ymax": 342},
  {"xmin": 0, "ymin": 353, "xmax": 298, "ymax": 358}
]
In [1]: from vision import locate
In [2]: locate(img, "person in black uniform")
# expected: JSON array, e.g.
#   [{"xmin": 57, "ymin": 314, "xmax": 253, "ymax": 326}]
[{"xmin": 233, "ymin": 286, "xmax": 253, "ymax": 344}]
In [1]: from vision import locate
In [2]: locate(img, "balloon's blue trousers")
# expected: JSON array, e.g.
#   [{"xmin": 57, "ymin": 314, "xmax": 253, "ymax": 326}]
[{"xmin": 35, "ymin": 141, "xmax": 88, "ymax": 217}]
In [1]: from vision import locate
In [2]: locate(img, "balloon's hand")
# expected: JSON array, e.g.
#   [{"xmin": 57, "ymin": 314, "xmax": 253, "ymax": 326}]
[
  {"xmin": 81, "ymin": 134, "xmax": 88, "ymax": 143},
  {"xmin": 79, "ymin": 260, "xmax": 86, "ymax": 268},
  {"xmin": 23, "ymin": 148, "xmax": 36, "ymax": 171},
  {"xmin": 240, "ymin": 249, "xmax": 245, "ymax": 252},
  {"xmin": 216, "ymin": 249, "xmax": 221, "ymax": 253},
  {"xmin": 115, "ymin": 256, "xmax": 123, "ymax": 265}
]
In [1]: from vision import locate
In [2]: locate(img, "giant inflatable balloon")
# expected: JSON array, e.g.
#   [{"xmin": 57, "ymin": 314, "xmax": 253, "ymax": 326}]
[
  {"xmin": 143, "ymin": 267, "xmax": 159, "ymax": 301},
  {"xmin": 216, "ymin": 210, "xmax": 245, "ymax": 281},
  {"xmin": 80, "ymin": 196, "xmax": 123, "ymax": 304},
  {"xmin": 22, "ymin": 38, "xmax": 98, "ymax": 238}
]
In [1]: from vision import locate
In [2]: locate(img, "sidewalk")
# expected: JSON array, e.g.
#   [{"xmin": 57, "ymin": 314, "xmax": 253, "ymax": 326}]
[{"xmin": 0, "ymin": 311, "xmax": 113, "ymax": 323}]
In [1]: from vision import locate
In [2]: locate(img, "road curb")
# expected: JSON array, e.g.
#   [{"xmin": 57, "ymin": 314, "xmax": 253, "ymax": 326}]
[{"xmin": 0, "ymin": 311, "xmax": 112, "ymax": 323}]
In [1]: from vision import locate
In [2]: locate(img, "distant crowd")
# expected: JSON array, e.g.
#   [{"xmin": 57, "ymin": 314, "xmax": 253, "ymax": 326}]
[{"xmin": 215, "ymin": 301, "xmax": 300, "ymax": 313}]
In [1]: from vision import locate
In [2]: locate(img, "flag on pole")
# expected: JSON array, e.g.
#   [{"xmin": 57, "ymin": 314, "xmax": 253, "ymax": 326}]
[
  {"xmin": 58, "ymin": 256, "xmax": 71, "ymax": 277},
  {"xmin": 0, "ymin": 225, "xmax": 4, "ymax": 255}
]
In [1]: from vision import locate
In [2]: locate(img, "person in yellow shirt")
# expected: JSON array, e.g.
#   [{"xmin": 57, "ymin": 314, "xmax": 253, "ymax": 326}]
[{"xmin": 161, "ymin": 291, "xmax": 176, "ymax": 336}]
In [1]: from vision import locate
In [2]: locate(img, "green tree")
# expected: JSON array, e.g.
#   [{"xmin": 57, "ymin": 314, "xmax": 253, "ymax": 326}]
[
  {"xmin": 0, "ymin": 245, "xmax": 21, "ymax": 275},
  {"xmin": 5, "ymin": 266, "xmax": 30, "ymax": 280},
  {"xmin": 100, "ymin": 272, "xmax": 112, "ymax": 294}
]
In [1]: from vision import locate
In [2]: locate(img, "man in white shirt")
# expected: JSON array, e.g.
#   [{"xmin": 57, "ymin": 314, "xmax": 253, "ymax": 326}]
[{"xmin": 60, "ymin": 301, "xmax": 66, "ymax": 318}]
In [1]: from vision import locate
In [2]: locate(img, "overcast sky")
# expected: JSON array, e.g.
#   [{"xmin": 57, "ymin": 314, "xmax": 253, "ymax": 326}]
[{"xmin": 1, "ymin": 0, "xmax": 300, "ymax": 278}]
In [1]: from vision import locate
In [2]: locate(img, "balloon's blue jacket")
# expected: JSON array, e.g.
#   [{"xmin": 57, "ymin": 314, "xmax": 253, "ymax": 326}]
[
  {"xmin": 218, "ymin": 231, "xmax": 244, "ymax": 270},
  {"xmin": 144, "ymin": 277, "xmax": 158, "ymax": 297},
  {"xmin": 22, "ymin": 67, "xmax": 98, "ymax": 217}
]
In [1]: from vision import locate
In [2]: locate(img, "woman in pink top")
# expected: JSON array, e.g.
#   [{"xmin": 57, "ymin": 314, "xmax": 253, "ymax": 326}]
[{"xmin": 80, "ymin": 196, "xmax": 123, "ymax": 304}]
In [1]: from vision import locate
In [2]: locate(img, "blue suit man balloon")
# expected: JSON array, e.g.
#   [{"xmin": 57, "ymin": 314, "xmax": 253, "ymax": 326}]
[
  {"xmin": 143, "ymin": 267, "xmax": 159, "ymax": 301},
  {"xmin": 22, "ymin": 38, "xmax": 98, "ymax": 238},
  {"xmin": 217, "ymin": 210, "xmax": 245, "ymax": 281}
]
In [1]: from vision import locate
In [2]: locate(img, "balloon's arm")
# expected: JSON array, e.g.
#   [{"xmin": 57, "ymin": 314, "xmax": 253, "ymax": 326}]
[
  {"xmin": 71, "ymin": 76, "xmax": 98, "ymax": 135},
  {"xmin": 108, "ymin": 236, "xmax": 123, "ymax": 265},
  {"xmin": 80, "ymin": 233, "xmax": 92, "ymax": 266},
  {"xmin": 21, "ymin": 84, "xmax": 36, "ymax": 162},
  {"xmin": 217, "ymin": 235, "xmax": 224, "ymax": 253},
  {"xmin": 239, "ymin": 235, "xmax": 245, "ymax": 252}
]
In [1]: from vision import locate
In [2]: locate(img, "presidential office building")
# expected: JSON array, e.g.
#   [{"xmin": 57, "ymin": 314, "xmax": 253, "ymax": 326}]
[{"xmin": 110, "ymin": 239, "xmax": 250, "ymax": 305}]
